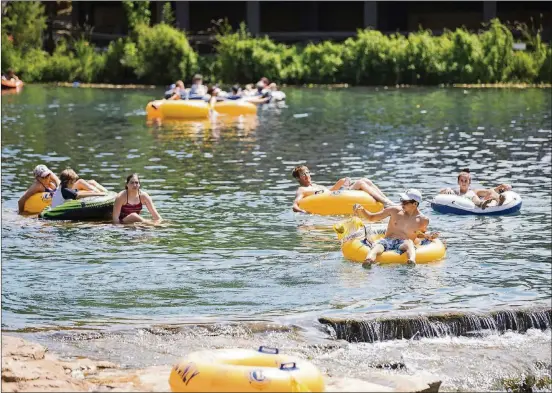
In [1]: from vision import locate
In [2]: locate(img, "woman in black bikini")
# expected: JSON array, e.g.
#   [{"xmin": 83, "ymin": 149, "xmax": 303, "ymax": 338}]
[{"xmin": 112, "ymin": 174, "xmax": 162, "ymax": 224}]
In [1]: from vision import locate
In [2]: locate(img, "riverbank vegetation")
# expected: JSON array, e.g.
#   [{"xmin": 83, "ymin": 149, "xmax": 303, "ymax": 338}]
[{"xmin": 2, "ymin": 1, "xmax": 551, "ymax": 86}]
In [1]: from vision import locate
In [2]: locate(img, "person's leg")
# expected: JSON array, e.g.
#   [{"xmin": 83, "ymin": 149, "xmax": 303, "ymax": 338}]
[
  {"xmin": 121, "ymin": 213, "xmax": 147, "ymax": 224},
  {"xmin": 351, "ymin": 179, "xmax": 393, "ymax": 206},
  {"xmin": 87, "ymin": 180, "xmax": 108, "ymax": 193},
  {"xmin": 400, "ymin": 240, "xmax": 416, "ymax": 265},
  {"xmin": 363, "ymin": 243, "xmax": 385, "ymax": 268}
]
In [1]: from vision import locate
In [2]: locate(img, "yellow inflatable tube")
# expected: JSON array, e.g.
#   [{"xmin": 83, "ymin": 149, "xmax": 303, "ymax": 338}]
[
  {"xmin": 214, "ymin": 100, "xmax": 257, "ymax": 116},
  {"xmin": 298, "ymin": 190, "xmax": 383, "ymax": 216},
  {"xmin": 169, "ymin": 347, "xmax": 325, "ymax": 392},
  {"xmin": 23, "ymin": 192, "xmax": 53, "ymax": 214},
  {"xmin": 334, "ymin": 217, "xmax": 446, "ymax": 264},
  {"xmin": 146, "ymin": 100, "xmax": 257, "ymax": 120},
  {"xmin": 146, "ymin": 100, "xmax": 210, "ymax": 120}
]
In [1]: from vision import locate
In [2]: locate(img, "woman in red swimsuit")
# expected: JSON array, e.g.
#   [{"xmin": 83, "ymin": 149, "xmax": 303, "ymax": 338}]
[{"xmin": 112, "ymin": 173, "xmax": 162, "ymax": 224}]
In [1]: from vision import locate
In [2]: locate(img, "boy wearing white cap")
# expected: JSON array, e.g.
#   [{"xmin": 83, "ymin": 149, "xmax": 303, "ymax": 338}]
[
  {"xmin": 353, "ymin": 188, "xmax": 439, "ymax": 265},
  {"xmin": 18, "ymin": 165, "xmax": 60, "ymax": 213}
]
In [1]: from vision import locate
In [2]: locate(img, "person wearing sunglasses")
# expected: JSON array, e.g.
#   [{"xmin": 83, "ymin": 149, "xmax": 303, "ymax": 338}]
[
  {"xmin": 50, "ymin": 168, "xmax": 107, "ymax": 208},
  {"xmin": 353, "ymin": 189, "xmax": 439, "ymax": 265},
  {"xmin": 291, "ymin": 165, "xmax": 394, "ymax": 214},
  {"xmin": 18, "ymin": 164, "xmax": 61, "ymax": 212},
  {"xmin": 112, "ymin": 173, "xmax": 162, "ymax": 224},
  {"xmin": 439, "ymin": 168, "xmax": 511, "ymax": 209}
]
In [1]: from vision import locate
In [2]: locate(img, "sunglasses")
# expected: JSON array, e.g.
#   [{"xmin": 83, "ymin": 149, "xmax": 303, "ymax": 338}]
[{"xmin": 401, "ymin": 200, "xmax": 415, "ymax": 205}]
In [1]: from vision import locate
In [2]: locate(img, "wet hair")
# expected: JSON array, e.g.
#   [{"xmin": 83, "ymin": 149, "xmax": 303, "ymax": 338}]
[
  {"xmin": 207, "ymin": 85, "xmax": 220, "ymax": 96},
  {"xmin": 60, "ymin": 169, "xmax": 79, "ymax": 188},
  {"xmin": 292, "ymin": 165, "xmax": 309, "ymax": 179},
  {"xmin": 457, "ymin": 169, "xmax": 471, "ymax": 182},
  {"xmin": 125, "ymin": 173, "xmax": 140, "ymax": 189}
]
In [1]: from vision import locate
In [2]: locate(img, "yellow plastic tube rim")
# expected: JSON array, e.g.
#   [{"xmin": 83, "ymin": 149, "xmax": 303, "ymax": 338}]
[
  {"xmin": 298, "ymin": 190, "xmax": 383, "ymax": 216},
  {"xmin": 169, "ymin": 347, "xmax": 325, "ymax": 392},
  {"xmin": 23, "ymin": 192, "xmax": 52, "ymax": 214}
]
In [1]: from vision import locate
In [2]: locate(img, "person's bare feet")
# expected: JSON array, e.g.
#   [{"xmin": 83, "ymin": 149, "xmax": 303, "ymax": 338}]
[
  {"xmin": 362, "ymin": 258, "xmax": 375, "ymax": 269},
  {"xmin": 481, "ymin": 199, "xmax": 493, "ymax": 210}
]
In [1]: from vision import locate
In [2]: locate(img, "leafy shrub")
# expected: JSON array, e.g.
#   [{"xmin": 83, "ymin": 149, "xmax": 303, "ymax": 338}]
[
  {"xmin": 301, "ymin": 41, "xmax": 343, "ymax": 84},
  {"xmin": 129, "ymin": 23, "xmax": 197, "ymax": 84},
  {"xmin": 1, "ymin": 33, "xmax": 22, "ymax": 73},
  {"xmin": 506, "ymin": 51, "xmax": 539, "ymax": 82},
  {"xmin": 538, "ymin": 47, "xmax": 552, "ymax": 83},
  {"xmin": 479, "ymin": 19, "xmax": 515, "ymax": 82},
  {"xmin": 215, "ymin": 23, "xmax": 301, "ymax": 84}
]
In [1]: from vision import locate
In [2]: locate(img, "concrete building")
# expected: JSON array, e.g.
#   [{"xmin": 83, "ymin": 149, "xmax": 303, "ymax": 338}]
[{"xmin": 65, "ymin": 1, "xmax": 551, "ymax": 45}]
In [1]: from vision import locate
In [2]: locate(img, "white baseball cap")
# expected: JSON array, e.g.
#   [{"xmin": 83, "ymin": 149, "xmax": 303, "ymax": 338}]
[
  {"xmin": 33, "ymin": 164, "xmax": 52, "ymax": 178},
  {"xmin": 399, "ymin": 188, "xmax": 422, "ymax": 204}
]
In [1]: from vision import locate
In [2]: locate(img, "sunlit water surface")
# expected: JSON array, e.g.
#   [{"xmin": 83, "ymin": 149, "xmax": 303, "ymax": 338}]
[{"xmin": 2, "ymin": 86, "xmax": 551, "ymax": 390}]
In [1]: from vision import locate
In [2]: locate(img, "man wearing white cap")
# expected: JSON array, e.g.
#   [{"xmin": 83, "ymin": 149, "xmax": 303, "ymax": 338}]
[
  {"xmin": 353, "ymin": 188, "xmax": 439, "ymax": 265},
  {"xmin": 18, "ymin": 164, "xmax": 60, "ymax": 213}
]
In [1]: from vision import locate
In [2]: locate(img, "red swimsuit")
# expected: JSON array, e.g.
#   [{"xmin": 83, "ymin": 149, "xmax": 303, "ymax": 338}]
[{"xmin": 119, "ymin": 192, "xmax": 143, "ymax": 222}]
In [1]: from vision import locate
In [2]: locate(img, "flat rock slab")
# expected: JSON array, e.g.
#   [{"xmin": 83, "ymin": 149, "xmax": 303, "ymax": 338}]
[
  {"xmin": 327, "ymin": 378, "xmax": 396, "ymax": 392},
  {"xmin": 1, "ymin": 335, "xmax": 442, "ymax": 392},
  {"xmin": 2, "ymin": 336, "xmax": 46, "ymax": 360}
]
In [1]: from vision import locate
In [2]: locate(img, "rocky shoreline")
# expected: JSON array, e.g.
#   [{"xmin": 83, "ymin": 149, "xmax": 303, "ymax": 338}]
[{"xmin": 2, "ymin": 335, "xmax": 443, "ymax": 392}]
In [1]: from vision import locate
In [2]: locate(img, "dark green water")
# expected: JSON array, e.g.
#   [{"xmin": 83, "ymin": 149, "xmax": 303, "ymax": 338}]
[{"xmin": 1, "ymin": 86, "xmax": 551, "ymax": 332}]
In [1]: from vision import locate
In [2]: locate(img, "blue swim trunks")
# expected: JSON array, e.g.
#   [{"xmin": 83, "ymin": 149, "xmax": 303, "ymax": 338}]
[{"xmin": 376, "ymin": 238, "xmax": 406, "ymax": 254}]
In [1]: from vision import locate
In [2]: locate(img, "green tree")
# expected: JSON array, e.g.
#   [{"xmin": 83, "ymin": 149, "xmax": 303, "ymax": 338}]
[
  {"xmin": 1, "ymin": 1, "xmax": 47, "ymax": 52},
  {"xmin": 161, "ymin": 2, "xmax": 174, "ymax": 26},
  {"xmin": 123, "ymin": 0, "xmax": 151, "ymax": 32}
]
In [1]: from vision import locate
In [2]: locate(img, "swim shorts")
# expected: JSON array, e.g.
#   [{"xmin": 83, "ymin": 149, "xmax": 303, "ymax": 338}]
[{"xmin": 376, "ymin": 238, "xmax": 406, "ymax": 254}]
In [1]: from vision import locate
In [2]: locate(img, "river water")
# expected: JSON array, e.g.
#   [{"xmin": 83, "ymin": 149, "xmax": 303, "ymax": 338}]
[{"xmin": 1, "ymin": 86, "xmax": 551, "ymax": 391}]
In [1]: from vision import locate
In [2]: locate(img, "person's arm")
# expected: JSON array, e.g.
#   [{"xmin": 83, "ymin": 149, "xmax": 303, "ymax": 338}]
[
  {"xmin": 353, "ymin": 204, "xmax": 394, "ymax": 222},
  {"xmin": 18, "ymin": 183, "xmax": 41, "ymax": 212},
  {"xmin": 143, "ymin": 192, "xmax": 162, "ymax": 221},
  {"xmin": 75, "ymin": 191, "xmax": 105, "ymax": 199},
  {"xmin": 51, "ymin": 173, "xmax": 61, "ymax": 187},
  {"xmin": 169, "ymin": 91, "xmax": 181, "ymax": 100},
  {"xmin": 415, "ymin": 217, "xmax": 439, "ymax": 240},
  {"xmin": 439, "ymin": 187, "xmax": 455, "ymax": 195},
  {"xmin": 292, "ymin": 188, "xmax": 308, "ymax": 214},
  {"xmin": 494, "ymin": 183, "xmax": 512, "ymax": 193},
  {"xmin": 330, "ymin": 177, "xmax": 351, "ymax": 191},
  {"xmin": 112, "ymin": 193, "xmax": 124, "ymax": 224}
]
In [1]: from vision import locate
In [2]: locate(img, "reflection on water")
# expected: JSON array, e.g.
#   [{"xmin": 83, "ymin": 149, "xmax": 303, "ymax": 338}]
[{"xmin": 1, "ymin": 86, "xmax": 551, "ymax": 332}]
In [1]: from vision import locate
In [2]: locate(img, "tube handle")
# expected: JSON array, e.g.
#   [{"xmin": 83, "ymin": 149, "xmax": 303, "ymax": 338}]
[{"xmin": 258, "ymin": 346, "xmax": 279, "ymax": 354}]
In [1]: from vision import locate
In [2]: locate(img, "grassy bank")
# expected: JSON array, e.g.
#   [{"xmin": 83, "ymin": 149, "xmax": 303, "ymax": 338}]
[{"xmin": 2, "ymin": 2, "xmax": 551, "ymax": 86}]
